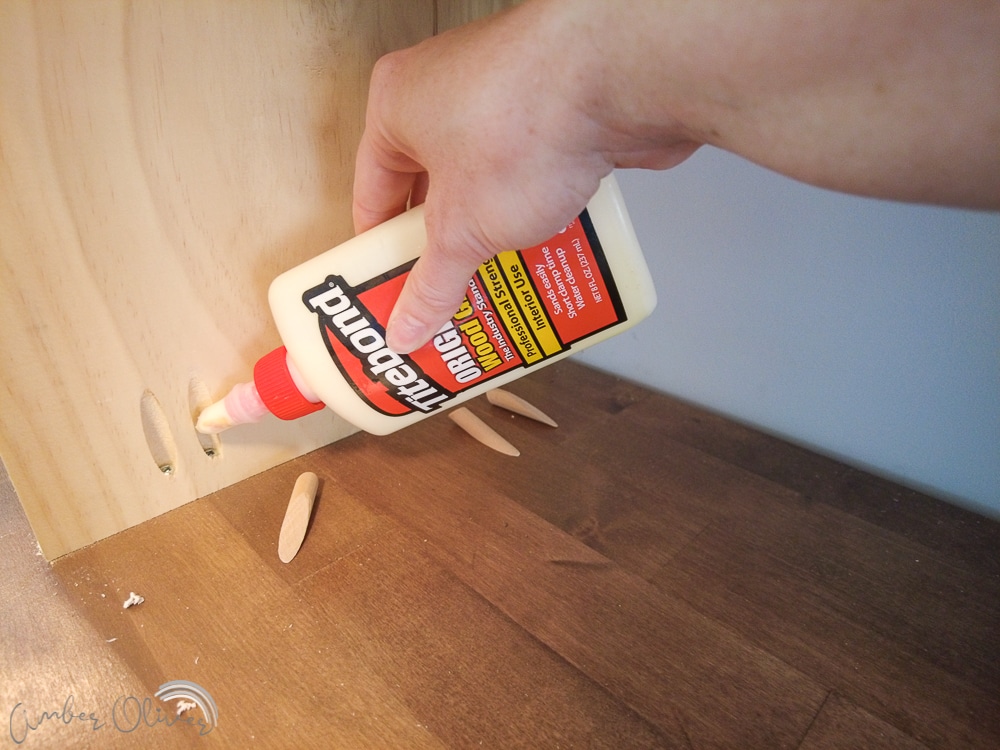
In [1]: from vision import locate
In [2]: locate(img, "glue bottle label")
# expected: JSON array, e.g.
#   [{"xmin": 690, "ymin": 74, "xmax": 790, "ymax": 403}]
[{"xmin": 301, "ymin": 210, "xmax": 626, "ymax": 417}]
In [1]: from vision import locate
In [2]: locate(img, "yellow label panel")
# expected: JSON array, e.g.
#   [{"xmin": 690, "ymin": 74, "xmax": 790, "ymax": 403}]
[
  {"xmin": 495, "ymin": 251, "xmax": 562, "ymax": 357},
  {"xmin": 481, "ymin": 257, "xmax": 544, "ymax": 364}
]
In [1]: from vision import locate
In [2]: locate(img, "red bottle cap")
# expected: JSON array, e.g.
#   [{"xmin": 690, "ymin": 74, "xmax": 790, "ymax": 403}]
[{"xmin": 253, "ymin": 347, "xmax": 325, "ymax": 421}]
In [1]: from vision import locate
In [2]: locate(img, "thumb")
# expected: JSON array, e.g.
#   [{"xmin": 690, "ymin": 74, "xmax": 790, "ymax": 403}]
[{"xmin": 386, "ymin": 239, "xmax": 487, "ymax": 354}]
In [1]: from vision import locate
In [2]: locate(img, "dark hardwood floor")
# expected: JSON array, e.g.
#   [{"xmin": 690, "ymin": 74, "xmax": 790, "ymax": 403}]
[{"xmin": 3, "ymin": 361, "xmax": 997, "ymax": 748}]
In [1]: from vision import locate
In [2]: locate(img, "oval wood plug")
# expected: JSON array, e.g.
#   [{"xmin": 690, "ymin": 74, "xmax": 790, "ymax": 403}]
[
  {"xmin": 448, "ymin": 407, "xmax": 520, "ymax": 457},
  {"xmin": 486, "ymin": 388, "xmax": 558, "ymax": 427},
  {"xmin": 278, "ymin": 472, "xmax": 319, "ymax": 563}
]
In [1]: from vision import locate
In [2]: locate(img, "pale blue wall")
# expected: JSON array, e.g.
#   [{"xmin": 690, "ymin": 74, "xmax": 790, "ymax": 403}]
[{"xmin": 578, "ymin": 151, "xmax": 1000, "ymax": 517}]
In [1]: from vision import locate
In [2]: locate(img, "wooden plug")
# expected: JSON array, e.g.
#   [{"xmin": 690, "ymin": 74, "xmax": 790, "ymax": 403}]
[
  {"xmin": 486, "ymin": 388, "xmax": 558, "ymax": 428},
  {"xmin": 278, "ymin": 472, "xmax": 319, "ymax": 563},
  {"xmin": 448, "ymin": 407, "xmax": 520, "ymax": 457}
]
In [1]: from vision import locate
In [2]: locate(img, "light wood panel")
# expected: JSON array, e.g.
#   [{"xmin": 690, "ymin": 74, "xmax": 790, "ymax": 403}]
[
  {"xmin": 437, "ymin": 0, "xmax": 517, "ymax": 32},
  {"xmin": 0, "ymin": 1, "xmax": 433, "ymax": 559}
]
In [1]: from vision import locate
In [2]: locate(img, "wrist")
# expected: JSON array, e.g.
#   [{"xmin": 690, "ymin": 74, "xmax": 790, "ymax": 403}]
[{"xmin": 529, "ymin": 0, "xmax": 705, "ymax": 171}]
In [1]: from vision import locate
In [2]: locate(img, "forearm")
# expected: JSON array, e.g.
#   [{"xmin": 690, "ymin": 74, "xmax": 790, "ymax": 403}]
[{"xmin": 555, "ymin": 0, "xmax": 1000, "ymax": 208}]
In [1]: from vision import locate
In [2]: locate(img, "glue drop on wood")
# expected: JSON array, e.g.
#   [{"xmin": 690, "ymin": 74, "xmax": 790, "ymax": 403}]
[{"xmin": 196, "ymin": 175, "xmax": 656, "ymax": 437}]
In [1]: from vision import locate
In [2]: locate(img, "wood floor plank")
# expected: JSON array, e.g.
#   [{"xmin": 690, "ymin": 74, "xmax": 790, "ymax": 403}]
[
  {"xmin": 548, "ymin": 362, "xmax": 1000, "ymax": 579},
  {"xmin": 319, "ymin": 430, "xmax": 828, "ymax": 749},
  {"xmin": 48, "ymin": 483, "xmax": 451, "ymax": 749},
  {"xmin": 448, "ymin": 381, "xmax": 802, "ymax": 584},
  {"xmin": 207, "ymin": 455, "xmax": 394, "ymax": 585},
  {"xmin": 494, "ymin": 363, "xmax": 1000, "ymax": 748},
  {"xmin": 2, "ymin": 463, "xmax": 156, "ymax": 749},
  {"xmin": 717, "ymin": 499, "xmax": 1000, "ymax": 692},
  {"xmin": 652, "ymin": 523, "xmax": 1000, "ymax": 750},
  {"xmin": 294, "ymin": 493, "xmax": 678, "ymax": 749},
  {"xmin": 797, "ymin": 693, "xmax": 931, "ymax": 750},
  {"xmin": 209, "ymin": 456, "xmax": 677, "ymax": 747}
]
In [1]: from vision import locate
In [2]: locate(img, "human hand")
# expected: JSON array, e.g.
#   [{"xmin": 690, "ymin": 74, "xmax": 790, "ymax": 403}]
[
  {"xmin": 353, "ymin": 6, "xmax": 605, "ymax": 353},
  {"xmin": 352, "ymin": 2, "xmax": 698, "ymax": 353}
]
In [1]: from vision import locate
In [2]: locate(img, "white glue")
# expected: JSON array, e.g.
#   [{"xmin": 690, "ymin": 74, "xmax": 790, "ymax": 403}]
[{"xmin": 196, "ymin": 175, "xmax": 656, "ymax": 437}]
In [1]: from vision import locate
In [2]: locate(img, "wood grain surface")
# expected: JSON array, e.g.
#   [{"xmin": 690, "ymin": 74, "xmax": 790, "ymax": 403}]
[
  {"xmin": 437, "ymin": 0, "xmax": 518, "ymax": 31},
  {"xmin": 3, "ymin": 361, "xmax": 998, "ymax": 749},
  {"xmin": 0, "ymin": 1, "xmax": 445, "ymax": 559}
]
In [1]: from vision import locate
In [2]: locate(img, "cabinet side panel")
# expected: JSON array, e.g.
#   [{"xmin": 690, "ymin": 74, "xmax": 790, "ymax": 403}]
[
  {"xmin": 0, "ymin": 0, "xmax": 433, "ymax": 558},
  {"xmin": 436, "ymin": 0, "xmax": 517, "ymax": 32}
]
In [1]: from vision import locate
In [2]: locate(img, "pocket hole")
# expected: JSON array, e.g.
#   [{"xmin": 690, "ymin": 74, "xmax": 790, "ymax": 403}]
[
  {"xmin": 189, "ymin": 377, "xmax": 223, "ymax": 459},
  {"xmin": 140, "ymin": 390, "xmax": 179, "ymax": 477}
]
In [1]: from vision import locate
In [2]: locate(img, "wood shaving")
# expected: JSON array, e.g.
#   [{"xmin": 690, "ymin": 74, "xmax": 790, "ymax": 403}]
[{"xmin": 122, "ymin": 591, "xmax": 144, "ymax": 609}]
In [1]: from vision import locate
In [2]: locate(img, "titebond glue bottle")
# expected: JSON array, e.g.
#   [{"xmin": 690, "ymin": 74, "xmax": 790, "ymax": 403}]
[{"xmin": 196, "ymin": 175, "xmax": 656, "ymax": 437}]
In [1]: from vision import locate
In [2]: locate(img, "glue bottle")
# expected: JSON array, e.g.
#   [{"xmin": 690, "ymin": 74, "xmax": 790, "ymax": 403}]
[{"xmin": 196, "ymin": 175, "xmax": 656, "ymax": 436}]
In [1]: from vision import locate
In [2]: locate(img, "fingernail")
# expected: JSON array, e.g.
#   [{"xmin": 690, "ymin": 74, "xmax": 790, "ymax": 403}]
[{"xmin": 385, "ymin": 314, "xmax": 426, "ymax": 354}]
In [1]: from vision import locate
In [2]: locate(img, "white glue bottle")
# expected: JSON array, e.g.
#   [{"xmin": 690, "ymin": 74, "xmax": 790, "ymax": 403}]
[{"xmin": 196, "ymin": 175, "xmax": 656, "ymax": 437}]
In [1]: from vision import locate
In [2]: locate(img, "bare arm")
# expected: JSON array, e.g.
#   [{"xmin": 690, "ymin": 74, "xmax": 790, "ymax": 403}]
[{"xmin": 354, "ymin": 0, "xmax": 1000, "ymax": 352}]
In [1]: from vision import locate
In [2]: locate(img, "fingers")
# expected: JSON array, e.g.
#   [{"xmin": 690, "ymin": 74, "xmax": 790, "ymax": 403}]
[{"xmin": 385, "ymin": 232, "xmax": 487, "ymax": 353}]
